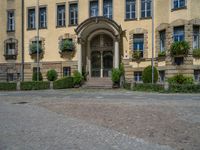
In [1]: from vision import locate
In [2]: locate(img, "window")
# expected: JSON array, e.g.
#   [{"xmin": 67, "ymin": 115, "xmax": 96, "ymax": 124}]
[
  {"xmin": 141, "ymin": 0, "xmax": 151, "ymax": 18},
  {"xmin": 28, "ymin": 8, "xmax": 36, "ymax": 29},
  {"xmin": 7, "ymin": 73, "xmax": 14, "ymax": 82},
  {"xmin": 159, "ymin": 71, "xmax": 165, "ymax": 83},
  {"xmin": 39, "ymin": 7, "xmax": 47, "ymax": 28},
  {"xmin": 160, "ymin": 30, "xmax": 166, "ymax": 52},
  {"xmin": 174, "ymin": 57, "xmax": 184, "ymax": 65},
  {"xmin": 63, "ymin": 67, "xmax": 71, "ymax": 76},
  {"xmin": 7, "ymin": 10, "xmax": 15, "ymax": 31},
  {"xmin": 69, "ymin": 3, "xmax": 78, "ymax": 25},
  {"xmin": 6, "ymin": 43, "xmax": 16, "ymax": 55},
  {"xmin": 90, "ymin": 0, "xmax": 98, "ymax": 17},
  {"xmin": 33, "ymin": 67, "xmax": 40, "ymax": 73},
  {"xmin": 193, "ymin": 26, "xmax": 200, "ymax": 49},
  {"xmin": 174, "ymin": 26, "xmax": 184, "ymax": 42},
  {"xmin": 126, "ymin": 0, "xmax": 136, "ymax": 20},
  {"xmin": 172, "ymin": 0, "xmax": 186, "ymax": 9},
  {"xmin": 133, "ymin": 34, "xmax": 144, "ymax": 57},
  {"xmin": 134, "ymin": 72, "xmax": 142, "ymax": 82},
  {"xmin": 103, "ymin": 0, "xmax": 112, "ymax": 19},
  {"xmin": 194, "ymin": 70, "xmax": 200, "ymax": 82},
  {"xmin": 57, "ymin": 5, "xmax": 66, "ymax": 27}
]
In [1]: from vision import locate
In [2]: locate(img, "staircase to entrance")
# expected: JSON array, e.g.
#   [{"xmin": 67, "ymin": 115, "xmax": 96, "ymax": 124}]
[{"xmin": 83, "ymin": 78, "xmax": 112, "ymax": 89}]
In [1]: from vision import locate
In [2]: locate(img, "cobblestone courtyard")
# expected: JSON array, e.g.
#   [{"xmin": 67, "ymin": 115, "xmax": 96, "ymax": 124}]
[{"xmin": 0, "ymin": 89, "xmax": 200, "ymax": 150}]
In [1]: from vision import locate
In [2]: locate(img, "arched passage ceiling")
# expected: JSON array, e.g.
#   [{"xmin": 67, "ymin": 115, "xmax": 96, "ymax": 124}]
[{"xmin": 75, "ymin": 17, "xmax": 122, "ymax": 40}]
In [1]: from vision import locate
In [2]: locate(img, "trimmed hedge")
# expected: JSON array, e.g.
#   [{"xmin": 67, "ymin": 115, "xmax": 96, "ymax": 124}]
[
  {"xmin": 132, "ymin": 83, "xmax": 164, "ymax": 92},
  {"xmin": 21, "ymin": 81, "xmax": 50, "ymax": 90},
  {"xmin": 168, "ymin": 74, "xmax": 194, "ymax": 85},
  {"xmin": 53, "ymin": 77, "xmax": 74, "ymax": 89},
  {"xmin": 168, "ymin": 84, "xmax": 200, "ymax": 93},
  {"xmin": 0, "ymin": 82, "xmax": 17, "ymax": 91}
]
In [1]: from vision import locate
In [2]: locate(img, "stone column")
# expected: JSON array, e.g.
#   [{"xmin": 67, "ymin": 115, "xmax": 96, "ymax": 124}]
[
  {"xmin": 114, "ymin": 39, "xmax": 119, "ymax": 69},
  {"xmin": 77, "ymin": 38, "xmax": 82, "ymax": 74}
]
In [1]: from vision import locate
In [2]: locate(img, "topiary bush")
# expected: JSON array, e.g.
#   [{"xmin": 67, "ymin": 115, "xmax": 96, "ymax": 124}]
[
  {"xmin": 20, "ymin": 81, "xmax": 50, "ymax": 90},
  {"xmin": 53, "ymin": 77, "xmax": 74, "ymax": 89},
  {"xmin": 111, "ymin": 68, "xmax": 122, "ymax": 85},
  {"xmin": 142, "ymin": 66, "xmax": 158, "ymax": 83},
  {"xmin": 46, "ymin": 69, "xmax": 58, "ymax": 81},
  {"xmin": 193, "ymin": 48, "xmax": 200, "ymax": 58},
  {"xmin": 73, "ymin": 71, "xmax": 84, "ymax": 86},
  {"xmin": 0, "ymin": 82, "xmax": 17, "ymax": 91},
  {"xmin": 170, "ymin": 41, "xmax": 190, "ymax": 57},
  {"xmin": 32, "ymin": 72, "xmax": 43, "ymax": 81},
  {"xmin": 168, "ymin": 74, "xmax": 194, "ymax": 85}
]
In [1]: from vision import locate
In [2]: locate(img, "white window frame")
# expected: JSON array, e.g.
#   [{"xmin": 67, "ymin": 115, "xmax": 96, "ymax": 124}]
[
  {"xmin": 90, "ymin": 0, "xmax": 99, "ymax": 17},
  {"xmin": 172, "ymin": 0, "xmax": 187, "ymax": 9},
  {"xmin": 57, "ymin": 5, "xmax": 66, "ymax": 27},
  {"xmin": 39, "ymin": 7, "xmax": 47, "ymax": 28},
  {"xmin": 141, "ymin": 0, "xmax": 152, "ymax": 18},
  {"xmin": 7, "ymin": 10, "xmax": 15, "ymax": 31},
  {"xmin": 103, "ymin": 0, "xmax": 113, "ymax": 19},
  {"xmin": 28, "ymin": 8, "xmax": 36, "ymax": 29},
  {"xmin": 126, "ymin": 0, "xmax": 136, "ymax": 19},
  {"xmin": 69, "ymin": 3, "xmax": 78, "ymax": 25}
]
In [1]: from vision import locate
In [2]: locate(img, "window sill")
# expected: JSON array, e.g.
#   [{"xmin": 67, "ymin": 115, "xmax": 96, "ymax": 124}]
[
  {"xmin": 56, "ymin": 25, "xmax": 66, "ymax": 28},
  {"xmin": 171, "ymin": 6, "xmax": 187, "ymax": 12},
  {"xmin": 139, "ymin": 17, "xmax": 152, "ymax": 20},
  {"xmin": 7, "ymin": 30, "xmax": 15, "ymax": 33},
  {"xmin": 124, "ymin": 18, "xmax": 137, "ymax": 22},
  {"xmin": 27, "ymin": 28, "xmax": 36, "ymax": 31},
  {"xmin": 68, "ymin": 24, "xmax": 78, "ymax": 27},
  {"xmin": 39, "ymin": 27, "xmax": 48, "ymax": 30}
]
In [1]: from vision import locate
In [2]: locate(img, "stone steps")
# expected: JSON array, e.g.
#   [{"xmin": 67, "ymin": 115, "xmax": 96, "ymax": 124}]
[{"xmin": 83, "ymin": 78, "xmax": 113, "ymax": 89}]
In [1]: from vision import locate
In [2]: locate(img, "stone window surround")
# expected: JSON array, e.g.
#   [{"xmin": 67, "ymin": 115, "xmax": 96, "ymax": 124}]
[
  {"xmin": 156, "ymin": 19, "xmax": 200, "ymax": 57},
  {"xmin": 58, "ymin": 33, "xmax": 77, "ymax": 50},
  {"xmin": 129, "ymin": 28, "xmax": 148, "ymax": 59}
]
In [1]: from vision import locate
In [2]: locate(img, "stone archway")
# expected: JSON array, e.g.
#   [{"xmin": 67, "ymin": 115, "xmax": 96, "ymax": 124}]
[{"xmin": 75, "ymin": 17, "xmax": 122, "ymax": 77}]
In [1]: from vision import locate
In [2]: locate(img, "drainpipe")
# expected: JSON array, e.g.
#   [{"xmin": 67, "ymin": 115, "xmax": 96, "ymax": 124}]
[
  {"xmin": 21, "ymin": 0, "xmax": 24, "ymax": 81},
  {"xmin": 151, "ymin": 0, "xmax": 155, "ymax": 84}
]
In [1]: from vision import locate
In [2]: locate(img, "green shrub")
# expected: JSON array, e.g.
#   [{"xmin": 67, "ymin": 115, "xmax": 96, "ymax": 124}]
[
  {"xmin": 73, "ymin": 71, "xmax": 84, "ymax": 86},
  {"xmin": 124, "ymin": 82, "xmax": 131, "ymax": 90},
  {"xmin": 132, "ymin": 83, "xmax": 164, "ymax": 92},
  {"xmin": 119, "ymin": 63, "xmax": 125, "ymax": 76},
  {"xmin": 111, "ymin": 68, "xmax": 122, "ymax": 84},
  {"xmin": 59, "ymin": 39, "xmax": 75, "ymax": 52},
  {"xmin": 20, "ymin": 81, "xmax": 50, "ymax": 90},
  {"xmin": 193, "ymin": 48, "xmax": 200, "ymax": 58},
  {"xmin": 168, "ymin": 84, "xmax": 200, "ymax": 93},
  {"xmin": 142, "ymin": 66, "xmax": 158, "ymax": 83},
  {"xmin": 32, "ymin": 72, "xmax": 43, "ymax": 81},
  {"xmin": 158, "ymin": 51, "xmax": 166, "ymax": 57},
  {"xmin": 46, "ymin": 69, "xmax": 58, "ymax": 81},
  {"xmin": 0, "ymin": 82, "xmax": 17, "ymax": 91},
  {"xmin": 168, "ymin": 74, "xmax": 194, "ymax": 85},
  {"xmin": 29, "ymin": 43, "xmax": 43, "ymax": 54},
  {"xmin": 170, "ymin": 41, "xmax": 190, "ymax": 57},
  {"xmin": 53, "ymin": 77, "xmax": 74, "ymax": 89}
]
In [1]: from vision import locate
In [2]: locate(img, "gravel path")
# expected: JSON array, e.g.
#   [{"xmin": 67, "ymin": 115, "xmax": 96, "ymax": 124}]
[
  {"xmin": 0, "ymin": 89, "xmax": 200, "ymax": 150},
  {"xmin": 0, "ymin": 100, "xmax": 173, "ymax": 150}
]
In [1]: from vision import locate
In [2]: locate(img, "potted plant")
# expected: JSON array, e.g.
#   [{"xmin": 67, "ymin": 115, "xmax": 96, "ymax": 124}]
[
  {"xmin": 59, "ymin": 39, "xmax": 75, "ymax": 53},
  {"xmin": 111, "ymin": 68, "xmax": 122, "ymax": 88},
  {"xmin": 29, "ymin": 43, "xmax": 43, "ymax": 55},
  {"xmin": 158, "ymin": 51, "xmax": 166, "ymax": 58},
  {"xmin": 73, "ymin": 71, "xmax": 84, "ymax": 88},
  {"xmin": 169, "ymin": 41, "xmax": 190, "ymax": 57},
  {"xmin": 132, "ymin": 51, "xmax": 143, "ymax": 61},
  {"xmin": 193, "ymin": 48, "xmax": 200, "ymax": 58}
]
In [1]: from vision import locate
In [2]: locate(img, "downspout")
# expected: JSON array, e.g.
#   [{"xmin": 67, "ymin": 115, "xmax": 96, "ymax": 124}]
[{"xmin": 21, "ymin": 0, "xmax": 24, "ymax": 81}]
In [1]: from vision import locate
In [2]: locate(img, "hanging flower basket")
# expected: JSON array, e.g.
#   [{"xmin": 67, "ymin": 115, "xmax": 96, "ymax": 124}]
[
  {"xmin": 132, "ymin": 51, "xmax": 143, "ymax": 61},
  {"xmin": 169, "ymin": 41, "xmax": 190, "ymax": 57},
  {"xmin": 59, "ymin": 39, "xmax": 75, "ymax": 53},
  {"xmin": 29, "ymin": 43, "xmax": 43, "ymax": 55}
]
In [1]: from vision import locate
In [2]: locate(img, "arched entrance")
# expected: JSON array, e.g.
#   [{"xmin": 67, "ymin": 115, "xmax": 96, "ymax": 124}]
[
  {"xmin": 90, "ymin": 34, "xmax": 113, "ymax": 77},
  {"xmin": 75, "ymin": 17, "xmax": 122, "ymax": 78}
]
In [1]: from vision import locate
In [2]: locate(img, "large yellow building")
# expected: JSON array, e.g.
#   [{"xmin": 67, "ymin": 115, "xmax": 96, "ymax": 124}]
[{"xmin": 0, "ymin": 0, "xmax": 200, "ymax": 83}]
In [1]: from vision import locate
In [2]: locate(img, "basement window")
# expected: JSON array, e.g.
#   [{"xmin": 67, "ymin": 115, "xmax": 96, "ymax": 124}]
[{"xmin": 174, "ymin": 57, "xmax": 184, "ymax": 65}]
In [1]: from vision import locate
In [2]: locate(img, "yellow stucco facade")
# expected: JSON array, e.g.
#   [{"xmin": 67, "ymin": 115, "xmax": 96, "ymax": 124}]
[{"xmin": 0, "ymin": 0, "xmax": 200, "ymax": 82}]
